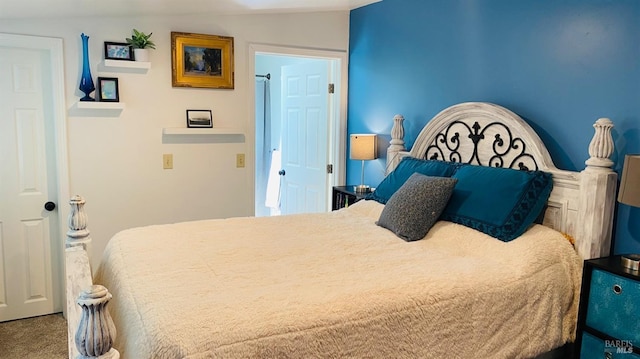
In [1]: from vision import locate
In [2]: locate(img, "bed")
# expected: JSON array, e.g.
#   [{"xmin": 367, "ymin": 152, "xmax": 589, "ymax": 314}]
[{"xmin": 64, "ymin": 102, "xmax": 618, "ymax": 359}]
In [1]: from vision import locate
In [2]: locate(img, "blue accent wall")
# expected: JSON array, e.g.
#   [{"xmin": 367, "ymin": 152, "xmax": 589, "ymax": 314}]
[{"xmin": 347, "ymin": 0, "xmax": 640, "ymax": 255}]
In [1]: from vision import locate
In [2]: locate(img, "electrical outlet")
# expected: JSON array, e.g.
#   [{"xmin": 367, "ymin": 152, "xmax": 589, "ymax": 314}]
[
  {"xmin": 236, "ymin": 153, "xmax": 245, "ymax": 168},
  {"xmin": 163, "ymin": 154, "xmax": 173, "ymax": 169}
]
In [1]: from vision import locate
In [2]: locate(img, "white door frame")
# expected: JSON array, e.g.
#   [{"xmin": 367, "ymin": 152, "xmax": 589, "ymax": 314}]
[
  {"xmin": 248, "ymin": 43, "xmax": 348, "ymax": 215},
  {"xmin": 0, "ymin": 33, "xmax": 70, "ymax": 314}
]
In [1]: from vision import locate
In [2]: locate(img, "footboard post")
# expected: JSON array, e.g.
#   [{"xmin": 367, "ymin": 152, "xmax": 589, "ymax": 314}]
[
  {"xmin": 66, "ymin": 194, "xmax": 91, "ymax": 252},
  {"xmin": 576, "ymin": 118, "xmax": 617, "ymax": 259},
  {"xmin": 65, "ymin": 195, "xmax": 118, "ymax": 359},
  {"xmin": 75, "ymin": 285, "xmax": 119, "ymax": 359}
]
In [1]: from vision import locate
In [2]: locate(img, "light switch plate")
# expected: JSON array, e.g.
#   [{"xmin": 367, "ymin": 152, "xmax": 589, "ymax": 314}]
[
  {"xmin": 163, "ymin": 154, "xmax": 173, "ymax": 169},
  {"xmin": 236, "ymin": 153, "xmax": 245, "ymax": 168}
]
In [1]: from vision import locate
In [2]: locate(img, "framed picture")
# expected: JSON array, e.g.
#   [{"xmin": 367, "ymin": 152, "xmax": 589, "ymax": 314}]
[
  {"xmin": 97, "ymin": 77, "xmax": 119, "ymax": 102},
  {"xmin": 171, "ymin": 32, "xmax": 234, "ymax": 89},
  {"xmin": 104, "ymin": 42, "xmax": 134, "ymax": 61},
  {"xmin": 186, "ymin": 110, "xmax": 213, "ymax": 128}
]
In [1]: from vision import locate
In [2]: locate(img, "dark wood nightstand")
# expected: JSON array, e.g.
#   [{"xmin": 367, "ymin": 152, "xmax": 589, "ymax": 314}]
[
  {"xmin": 575, "ymin": 255, "xmax": 640, "ymax": 358},
  {"xmin": 332, "ymin": 186, "xmax": 369, "ymax": 210}
]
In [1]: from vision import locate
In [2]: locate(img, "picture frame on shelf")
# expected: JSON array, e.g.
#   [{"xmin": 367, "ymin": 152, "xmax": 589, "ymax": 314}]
[
  {"xmin": 104, "ymin": 42, "xmax": 134, "ymax": 61},
  {"xmin": 186, "ymin": 109, "xmax": 213, "ymax": 128},
  {"xmin": 171, "ymin": 32, "xmax": 234, "ymax": 89},
  {"xmin": 97, "ymin": 77, "xmax": 119, "ymax": 102}
]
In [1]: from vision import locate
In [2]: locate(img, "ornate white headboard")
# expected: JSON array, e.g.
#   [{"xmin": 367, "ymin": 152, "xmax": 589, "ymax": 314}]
[{"xmin": 386, "ymin": 102, "xmax": 617, "ymax": 260}]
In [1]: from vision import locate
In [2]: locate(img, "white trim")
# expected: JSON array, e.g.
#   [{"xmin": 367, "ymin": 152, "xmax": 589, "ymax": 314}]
[
  {"xmin": 247, "ymin": 43, "xmax": 348, "ymax": 215},
  {"xmin": 0, "ymin": 32, "xmax": 70, "ymax": 315}
]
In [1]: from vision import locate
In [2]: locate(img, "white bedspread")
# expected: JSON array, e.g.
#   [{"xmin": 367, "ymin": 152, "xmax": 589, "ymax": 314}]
[{"xmin": 94, "ymin": 200, "xmax": 582, "ymax": 359}]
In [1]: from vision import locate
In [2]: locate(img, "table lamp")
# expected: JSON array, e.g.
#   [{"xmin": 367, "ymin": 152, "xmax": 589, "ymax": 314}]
[
  {"xmin": 350, "ymin": 134, "xmax": 377, "ymax": 193},
  {"xmin": 618, "ymin": 154, "xmax": 640, "ymax": 271}
]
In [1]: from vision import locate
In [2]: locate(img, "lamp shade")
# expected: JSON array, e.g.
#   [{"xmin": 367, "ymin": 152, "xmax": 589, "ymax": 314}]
[
  {"xmin": 618, "ymin": 154, "xmax": 640, "ymax": 207},
  {"xmin": 350, "ymin": 134, "xmax": 377, "ymax": 160}
]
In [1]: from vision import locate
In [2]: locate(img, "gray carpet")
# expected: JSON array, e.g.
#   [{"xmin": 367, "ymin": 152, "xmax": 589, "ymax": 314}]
[{"xmin": 0, "ymin": 313, "xmax": 68, "ymax": 359}]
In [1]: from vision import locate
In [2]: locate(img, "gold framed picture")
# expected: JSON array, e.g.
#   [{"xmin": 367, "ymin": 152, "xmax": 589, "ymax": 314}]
[{"xmin": 171, "ymin": 32, "xmax": 234, "ymax": 89}]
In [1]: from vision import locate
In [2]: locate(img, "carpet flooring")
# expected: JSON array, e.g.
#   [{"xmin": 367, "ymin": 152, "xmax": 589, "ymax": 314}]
[{"xmin": 0, "ymin": 313, "xmax": 67, "ymax": 359}]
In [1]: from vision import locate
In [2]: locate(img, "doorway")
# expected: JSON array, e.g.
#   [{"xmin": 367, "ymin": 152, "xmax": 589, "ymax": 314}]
[
  {"xmin": 0, "ymin": 33, "xmax": 69, "ymax": 321},
  {"xmin": 250, "ymin": 45, "xmax": 347, "ymax": 217}
]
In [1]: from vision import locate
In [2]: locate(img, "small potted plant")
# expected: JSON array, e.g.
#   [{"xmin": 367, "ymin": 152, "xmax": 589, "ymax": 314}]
[{"xmin": 126, "ymin": 29, "xmax": 155, "ymax": 62}]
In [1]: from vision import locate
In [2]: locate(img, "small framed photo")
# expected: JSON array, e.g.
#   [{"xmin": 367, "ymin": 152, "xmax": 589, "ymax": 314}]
[
  {"xmin": 97, "ymin": 77, "xmax": 119, "ymax": 102},
  {"xmin": 104, "ymin": 42, "xmax": 134, "ymax": 61},
  {"xmin": 186, "ymin": 110, "xmax": 213, "ymax": 128}
]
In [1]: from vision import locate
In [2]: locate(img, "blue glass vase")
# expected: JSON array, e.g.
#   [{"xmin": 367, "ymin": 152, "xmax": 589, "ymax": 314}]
[{"xmin": 79, "ymin": 33, "xmax": 95, "ymax": 101}]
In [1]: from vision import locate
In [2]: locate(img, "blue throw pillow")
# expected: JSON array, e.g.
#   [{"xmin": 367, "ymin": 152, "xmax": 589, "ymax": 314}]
[
  {"xmin": 377, "ymin": 173, "xmax": 458, "ymax": 242},
  {"xmin": 440, "ymin": 165, "xmax": 553, "ymax": 242},
  {"xmin": 368, "ymin": 157, "xmax": 459, "ymax": 204}
]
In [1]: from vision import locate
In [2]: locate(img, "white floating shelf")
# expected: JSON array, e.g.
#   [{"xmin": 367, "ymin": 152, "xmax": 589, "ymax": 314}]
[
  {"xmin": 76, "ymin": 101, "xmax": 125, "ymax": 110},
  {"xmin": 102, "ymin": 59, "xmax": 151, "ymax": 70},
  {"xmin": 162, "ymin": 128, "xmax": 244, "ymax": 136}
]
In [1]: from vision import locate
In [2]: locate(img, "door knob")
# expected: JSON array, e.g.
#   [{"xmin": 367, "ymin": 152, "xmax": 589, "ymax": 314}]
[
  {"xmin": 278, "ymin": 169, "xmax": 286, "ymax": 176},
  {"xmin": 44, "ymin": 201, "xmax": 56, "ymax": 211}
]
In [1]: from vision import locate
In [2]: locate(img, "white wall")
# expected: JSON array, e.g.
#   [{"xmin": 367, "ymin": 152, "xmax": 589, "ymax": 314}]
[{"xmin": 0, "ymin": 12, "xmax": 349, "ymax": 266}]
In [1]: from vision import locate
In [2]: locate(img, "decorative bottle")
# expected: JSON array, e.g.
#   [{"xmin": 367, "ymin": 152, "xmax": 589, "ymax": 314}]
[{"xmin": 79, "ymin": 33, "xmax": 95, "ymax": 101}]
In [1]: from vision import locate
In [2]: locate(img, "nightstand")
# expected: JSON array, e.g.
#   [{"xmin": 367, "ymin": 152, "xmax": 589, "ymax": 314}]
[
  {"xmin": 575, "ymin": 256, "xmax": 640, "ymax": 358},
  {"xmin": 332, "ymin": 186, "xmax": 369, "ymax": 210}
]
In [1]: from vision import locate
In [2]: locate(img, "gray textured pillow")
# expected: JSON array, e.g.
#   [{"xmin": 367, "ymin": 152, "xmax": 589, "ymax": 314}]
[{"xmin": 376, "ymin": 173, "xmax": 458, "ymax": 242}]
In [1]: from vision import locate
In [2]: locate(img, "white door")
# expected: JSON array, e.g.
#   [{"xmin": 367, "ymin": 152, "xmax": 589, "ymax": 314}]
[
  {"xmin": 280, "ymin": 61, "xmax": 330, "ymax": 215},
  {"xmin": 0, "ymin": 45, "xmax": 60, "ymax": 321}
]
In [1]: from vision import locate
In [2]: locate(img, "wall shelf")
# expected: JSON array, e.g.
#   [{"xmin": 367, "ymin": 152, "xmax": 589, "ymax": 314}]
[
  {"xmin": 161, "ymin": 127, "xmax": 245, "ymax": 144},
  {"xmin": 162, "ymin": 128, "xmax": 243, "ymax": 136},
  {"xmin": 76, "ymin": 101, "xmax": 125, "ymax": 110},
  {"xmin": 68, "ymin": 101, "xmax": 125, "ymax": 117},
  {"xmin": 102, "ymin": 59, "xmax": 151, "ymax": 69}
]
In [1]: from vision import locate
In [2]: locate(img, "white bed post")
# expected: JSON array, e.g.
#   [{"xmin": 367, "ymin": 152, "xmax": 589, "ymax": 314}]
[
  {"xmin": 576, "ymin": 118, "xmax": 618, "ymax": 259},
  {"xmin": 386, "ymin": 114, "xmax": 406, "ymax": 174},
  {"xmin": 66, "ymin": 195, "xmax": 93, "ymax": 359},
  {"xmin": 66, "ymin": 195, "xmax": 92, "ymax": 252},
  {"xmin": 75, "ymin": 285, "xmax": 119, "ymax": 359},
  {"xmin": 65, "ymin": 195, "xmax": 119, "ymax": 359}
]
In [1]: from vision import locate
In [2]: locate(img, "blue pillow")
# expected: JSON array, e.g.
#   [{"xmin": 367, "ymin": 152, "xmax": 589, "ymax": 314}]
[
  {"xmin": 368, "ymin": 158, "xmax": 459, "ymax": 204},
  {"xmin": 440, "ymin": 165, "xmax": 553, "ymax": 242}
]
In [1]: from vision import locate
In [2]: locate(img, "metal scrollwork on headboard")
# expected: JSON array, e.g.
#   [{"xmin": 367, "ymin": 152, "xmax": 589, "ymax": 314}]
[{"xmin": 425, "ymin": 120, "xmax": 539, "ymax": 170}]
